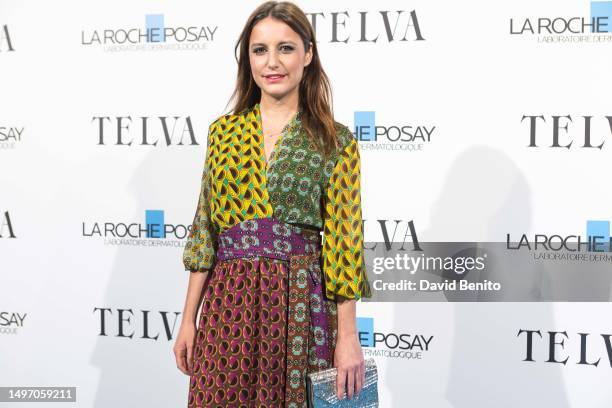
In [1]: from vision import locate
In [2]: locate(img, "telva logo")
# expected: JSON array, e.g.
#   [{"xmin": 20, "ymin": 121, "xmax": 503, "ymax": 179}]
[
  {"xmin": 306, "ymin": 10, "xmax": 425, "ymax": 43},
  {"xmin": 93, "ymin": 307, "xmax": 181, "ymax": 341},
  {"xmin": 0, "ymin": 25, "xmax": 14, "ymax": 52},
  {"xmin": 518, "ymin": 329, "xmax": 612, "ymax": 367},
  {"xmin": 522, "ymin": 115, "xmax": 612, "ymax": 149},
  {"xmin": 92, "ymin": 115, "xmax": 202, "ymax": 146},
  {"xmin": 0, "ymin": 211, "xmax": 16, "ymax": 238}
]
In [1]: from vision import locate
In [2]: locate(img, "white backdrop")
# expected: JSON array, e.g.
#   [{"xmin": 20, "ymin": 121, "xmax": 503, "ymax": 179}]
[{"xmin": 2, "ymin": 0, "xmax": 612, "ymax": 407}]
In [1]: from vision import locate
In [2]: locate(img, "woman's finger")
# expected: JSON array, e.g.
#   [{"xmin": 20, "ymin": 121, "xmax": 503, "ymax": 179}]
[
  {"xmin": 336, "ymin": 367, "xmax": 346, "ymax": 399},
  {"xmin": 346, "ymin": 366, "xmax": 355, "ymax": 399},
  {"xmin": 187, "ymin": 343, "xmax": 194, "ymax": 374},
  {"xmin": 175, "ymin": 346, "xmax": 188, "ymax": 375},
  {"xmin": 355, "ymin": 362, "xmax": 364, "ymax": 396}
]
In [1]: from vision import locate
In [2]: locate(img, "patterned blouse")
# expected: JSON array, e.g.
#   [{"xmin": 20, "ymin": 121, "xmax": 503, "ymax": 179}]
[{"xmin": 182, "ymin": 102, "xmax": 372, "ymax": 301}]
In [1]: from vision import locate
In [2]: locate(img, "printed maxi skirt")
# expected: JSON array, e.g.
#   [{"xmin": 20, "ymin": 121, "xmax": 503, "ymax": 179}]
[{"xmin": 187, "ymin": 217, "xmax": 338, "ymax": 407}]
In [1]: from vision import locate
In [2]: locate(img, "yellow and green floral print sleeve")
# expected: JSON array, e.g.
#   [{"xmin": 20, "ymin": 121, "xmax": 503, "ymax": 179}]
[
  {"xmin": 182, "ymin": 122, "xmax": 219, "ymax": 272},
  {"xmin": 322, "ymin": 131, "xmax": 373, "ymax": 301}
]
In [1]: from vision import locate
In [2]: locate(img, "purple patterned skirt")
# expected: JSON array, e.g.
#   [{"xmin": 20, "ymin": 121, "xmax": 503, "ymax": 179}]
[{"xmin": 187, "ymin": 217, "xmax": 338, "ymax": 407}]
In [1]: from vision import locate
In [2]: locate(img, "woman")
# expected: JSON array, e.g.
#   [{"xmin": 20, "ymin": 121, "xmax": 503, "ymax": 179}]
[{"xmin": 173, "ymin": 1, "xmax": 372, "ymax": 406}]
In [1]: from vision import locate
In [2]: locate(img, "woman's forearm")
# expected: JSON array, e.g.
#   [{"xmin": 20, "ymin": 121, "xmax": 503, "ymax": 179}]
[
  {"xmin": 336, "ymin": 297, "xmax": 357, "ymax": 338},
  {"xmin": 181, "ymin": 271, "xmax": 209, "ymax": 325}
]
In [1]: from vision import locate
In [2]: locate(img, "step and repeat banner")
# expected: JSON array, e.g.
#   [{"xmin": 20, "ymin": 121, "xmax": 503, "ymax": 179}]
[{"xmin": 2, "ymin": 0, "xmax": 612, "ymax": 406}]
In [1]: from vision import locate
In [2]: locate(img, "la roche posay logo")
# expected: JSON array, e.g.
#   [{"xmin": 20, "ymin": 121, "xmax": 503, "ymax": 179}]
[
  {"xmin": 82, "ymin": 210, "xmax": 190, "ymax": 247},
  {"xmin": 507, "ymin": 220, "xmax": 612, "ymax": 262},
  {"xmin": 510, "ymin": 1, "xmax": 612, "ymax": 43},
  {"xmin": 81, "ymin": 13, "xmax": 218, "ymax": 52},
  {"xmin": 0, "ymin": 312, "xmax": 26, "ymax": 335},
  {"xmin": 354, "ymin": 111, "xmax": 436, "ymax": 153},
  {"xmin": 357, "ymin": 317, "xmax": 433, "ymax": 360},
  {"xmin": 0, "ymin": 126, "xmax": 23, "ymax": 149}
]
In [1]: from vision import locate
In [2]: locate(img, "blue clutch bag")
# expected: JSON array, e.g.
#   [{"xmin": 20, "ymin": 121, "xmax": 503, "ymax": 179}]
[{"xmin": 306, "ymin": 358, "xmax": 379, "ymax": 407}]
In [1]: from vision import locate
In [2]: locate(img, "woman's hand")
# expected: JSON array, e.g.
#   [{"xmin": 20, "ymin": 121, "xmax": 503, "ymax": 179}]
[
  {"xmin": 334, "ymin": 331, "xmax": 365, "ymax": 400},
  {"xmin": 173, "ymin": 322, "xmax": 197, "ymax": 375}
]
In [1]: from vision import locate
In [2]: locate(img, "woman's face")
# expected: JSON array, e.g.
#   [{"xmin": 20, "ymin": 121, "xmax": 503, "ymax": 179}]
[{"xmin": 249, "ymin": 17, "xmax": 312, "ymax": 102}]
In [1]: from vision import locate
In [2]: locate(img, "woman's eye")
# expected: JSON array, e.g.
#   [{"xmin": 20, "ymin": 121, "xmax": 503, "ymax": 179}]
[{"xmin": 252, "ymin": 45, "xmax": 294, "ymax": 54}]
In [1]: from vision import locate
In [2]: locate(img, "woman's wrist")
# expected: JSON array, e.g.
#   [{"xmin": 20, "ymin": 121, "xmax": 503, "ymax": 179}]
[
  {"xmin": 336, "ymin": 298, "xmax": 358, "ymax": 340},
  {"xmin": 337, "ymin": 330, "xmax": 359, "ymax": 343},
  {"xmin": 181, "ymin": 310, "xmax": 197, "ymax": 326},
  {"xmin": 337, "ymin": 320, "xmax": 358, "ymax": 339},
  {"xmin": 181, "ymin": 298, "xmax": 199, "ymax": 325}
]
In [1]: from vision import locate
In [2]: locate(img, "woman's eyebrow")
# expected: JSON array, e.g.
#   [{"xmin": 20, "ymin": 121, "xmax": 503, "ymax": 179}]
[{"xmin": 250, "ymin": 40, "xmax": 298, "ymax": 48}]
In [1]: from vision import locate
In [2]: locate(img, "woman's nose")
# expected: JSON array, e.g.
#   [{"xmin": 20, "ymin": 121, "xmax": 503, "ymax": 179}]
[{"xmin": 267, "ymin": 50, "xmax": 280, "ymax": 68}]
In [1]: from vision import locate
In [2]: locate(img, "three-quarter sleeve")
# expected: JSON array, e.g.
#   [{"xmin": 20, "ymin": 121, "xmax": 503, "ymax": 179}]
[
  {"xmin": 322, "ymin": 133, "xmax": 372, "ymax": 300},
  {"xmin": 182, "ymin": 122, "xmax": 219, "ymax": 272}
]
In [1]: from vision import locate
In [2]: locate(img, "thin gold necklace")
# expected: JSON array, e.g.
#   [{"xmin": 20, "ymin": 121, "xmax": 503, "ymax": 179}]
[
  {"xmin": 265, "ymin": 130, "xmax": 283, "ymax": 138},
  {"xmin": 262, "ymin": 110, "xmax": 298, "ymax": 137}
]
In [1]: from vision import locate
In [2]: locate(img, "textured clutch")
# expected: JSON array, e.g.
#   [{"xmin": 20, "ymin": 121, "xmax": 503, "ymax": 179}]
[{"xmin": 306, "ymin": 358, "xmax": 379, "ymax": 407}]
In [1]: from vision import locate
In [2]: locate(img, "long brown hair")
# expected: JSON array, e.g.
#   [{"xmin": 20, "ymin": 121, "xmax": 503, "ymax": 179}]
[{"xmin": 226, "ymin": 1, "xmax": 340, "ymax": 158}]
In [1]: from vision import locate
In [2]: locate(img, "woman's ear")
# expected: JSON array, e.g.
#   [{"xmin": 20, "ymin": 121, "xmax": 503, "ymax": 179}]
[{"xmin": 305, "ymin": 41, "xmax": 313, "ymax": 67}]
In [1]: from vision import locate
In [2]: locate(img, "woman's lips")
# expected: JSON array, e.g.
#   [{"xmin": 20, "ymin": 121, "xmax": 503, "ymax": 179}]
[{"xmin": 264, "ymin": 74, "xmax": 286, "ymax": 82}]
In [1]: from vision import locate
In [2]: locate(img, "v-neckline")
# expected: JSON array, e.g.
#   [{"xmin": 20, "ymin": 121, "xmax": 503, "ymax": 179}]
[{"xmin": 254, "ymin": 102, "xmax": 301, "ymax": 169}]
